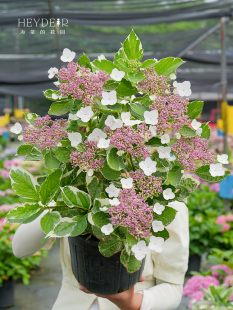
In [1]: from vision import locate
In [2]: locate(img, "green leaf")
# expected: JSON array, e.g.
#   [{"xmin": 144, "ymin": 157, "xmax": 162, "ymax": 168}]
[
  {"xmin": 61, "ymin": 186, "xmax": 91, "ymax": 209},
  {"xmin": 195, "ymin": 165, "xmax": 230, "ymax": 183},
  {"xmin": 200, "ymin": 123, "xmax": 211, "ymax": 140},
  {"xmin": 92, "ymin": 212, "xmax": 111, "ymax": 228},
  {"xmin": 54, "ymin": 220, "xmax": 75, "ymax": 236},
  {"xmin": 70, "ymin": 215, "xmax": 87, "ymax": 236},
  {"xmin": 99, "ymin": 235, "xmax": 122, "ymax": 257},
  {"xmin": 55, "ymin": 147, "xmax": 71, "ymax": 163},
  {"xmin": 222, "ymin": 287, "xmax": 233, "ymax": 304},
  {"xmin": 153, "ymin": 206, "xmax": 177, "ymax": 226},
  {"xmin": 116, "ymin": 79, "xmax": 138, "ymax": 96},
  {"xmin": 141, "ymin": 59, "xmax": 157, "ymax": 69},
  {"xmin": 167, "ymin": 166, "xmax": 183, "ymax": 186},
  {"xmin": 87, "ymin": 177, "xmax": 102, "ymax": 199},
  {"xmin": 127, "ymin": 103, "xmax": 149, "ymax": 121},
  {"xmin": 48, "ymin": 99, "xmax": 73, "ymax": 116},
  {"xmin": 180, "ymin": 125, "xmax": 196, "ymax": 137},
  {"xmin": 100, "ymin": 162, "xmax": 121, "ymax": 180},
  {"xmin": 23, "ymin": 112, "xmax": 40, "ymax": 125},
  {"xmin": 152, "ymin": 228, "xmax": 169, "ymax": 240},
  {"xmin": 40, "ymin": 211, "xmax": 60, "ymax": 234},
  {"xmin": 77, "ymin": 53, "xmax": 92, "ymax": 69},
  {"xmin": 145, "ymin": 137, "xmax": 163, "ymax": 147},
  {"xmin": 92, "ymin": 59, "xmax": 117, "ymax": 73},
  {"xmin": 122, "ymin": 30, "xmax": 143, "ymax": 61},
  {"xmin": 103, "ymin": 80, "xmax": 119, "ymax": 91},
  {"xmin": 126, "ymin": 232, "xmax": 137, "ymax": 246},
  {"xmin": 97, "ymin": 114, "xmax": 111, "ymax": 130},
  {"xmin": 128, "ymin": 72, "xmax": 145, "ymax": 83},
  {"xmin": 39, "ymin": 169, "xmax": 62, "ymax": 205},
  {"xmin": 97, "ymin": 100, "xmax": 121, "ymax": 113},
  {"xmin": 17, "ymin": 145, "xmax": 33, "ymax": 156},
  {"xmin": 107, "ymin": 148, "xmax": 125, "ymax": 171},
  {"xmin": 120, "ymin": 248, "xmax": 130, "ymax": 266},
  {"xmin": 188, "ymin": 101, "xmax": 204, "ymax": 119},
  {"xmin": 70, "ymin": 99, "xmax": 82, "ymax": 114},
  {"xmin": 154, "ymin": 57, "xmax": 185, "ymax": 76},
  {"xmin": 45, "ymin": 152, "xmax": 60, "ymax": 170},
  {"xmin": 176, "ymin": 186, "xmax": 189, "ymax": 201},
  {"xmin": 10, "ymin": 166, "xmax": 40, "ymax": 201},
  {"xmin": 214, "ymin": 268, "xmax": 228, "ymax": 278},
  {"xmin": 43, "ymin": 89, "xmax": 60, "ymax": 101},
  {"xmin": 127, "ymin": 254, "xmax": 142, "ymax": 273},
  {"xmin": 92, "ymin": 225, "xmax": 105, "ymax": 239},
  {"xmin": 6, "ymin": 202, "xmax": 41, "ymax": 224}
]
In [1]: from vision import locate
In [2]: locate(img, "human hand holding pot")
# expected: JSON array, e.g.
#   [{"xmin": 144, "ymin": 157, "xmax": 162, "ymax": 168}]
[{"xmin": 78, "ymin": 275, "xmax": 145, "ymax": 310}]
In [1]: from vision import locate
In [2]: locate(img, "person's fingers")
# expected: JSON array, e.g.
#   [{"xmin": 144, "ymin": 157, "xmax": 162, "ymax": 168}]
[
  {"xmin": 138, "ymin": 276, "xmax": 145, "ymax": 282},
  {"xmin": 79, "ymin": 286, "xmax": 93, "ymax": 294}
]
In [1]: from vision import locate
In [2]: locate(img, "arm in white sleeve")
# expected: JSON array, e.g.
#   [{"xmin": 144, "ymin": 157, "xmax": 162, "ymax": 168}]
[
  {"xmin": 12, "ymin": 210, "xmax": 55, "ymax": 258},
  {"xmin": 138, "ymin": 283, "xmax": 183, "ymax": 310}
]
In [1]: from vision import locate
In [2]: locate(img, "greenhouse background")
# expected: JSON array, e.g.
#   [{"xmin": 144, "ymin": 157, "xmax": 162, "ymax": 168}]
[{"xmin": 0, "ymin": 1, "xmax": 233, "ymax": 309}]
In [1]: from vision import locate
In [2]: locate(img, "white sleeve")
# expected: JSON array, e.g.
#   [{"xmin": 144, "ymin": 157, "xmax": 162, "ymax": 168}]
[
  {"xmin": 137, "ymin": 283, "xmax": 183, "ymax": 310},
  {"xmin": 12, "ymin": 210, "xmax": 56, "ymax": 258}
]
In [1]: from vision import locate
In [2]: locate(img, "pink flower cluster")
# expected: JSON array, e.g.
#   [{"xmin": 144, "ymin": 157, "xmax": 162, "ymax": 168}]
[
  {"xmin": 105, "ymin": 123, "xmax": 151, "ymax": 160},
  {"xmin": 171, "ymin": 136, "xmax": 215, "ymax": 171},
  {"xmin": 211, "ymin": 264, "xmax": 231, "ymax": 278},
  {"xmin": 149, "ymin": 94, "xmax": 190, "ymax": 135},
  {"xmin": 0, "ymin": 203, "xmax": 20, "ymax": 213},
  {"xmin": 183, "ymin": 275, "xmax": 220, "ymax": 308},
  {"xmin": 130, "ymin": 169, "xmax": 162, "ymax": 200},
  {"xmin": 109, "ymin": 188, "xmax": 153, "ymax": 239},
  {"xmin": 24, "ymin": 116, "xmax": 68, "ymax": 151},
  {"xmin": 138, "ymin": 68, "xmax": 170, "ymax": 95},
  {"xmin": 57, "ymin": 62, "xmax": 109, "ymax": 106},
  {"xmin": 70, "ymin": 140, "xmax": 104, "ymax": 172},
  {"xmin": 215, "ymin": 214, "xmax": 233, "ymax": 232}
]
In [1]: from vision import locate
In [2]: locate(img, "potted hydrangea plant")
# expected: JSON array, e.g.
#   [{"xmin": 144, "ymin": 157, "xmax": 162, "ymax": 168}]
[{"xmin": 6, "ymin": 30, "xmax": 230, "ymax": 295}]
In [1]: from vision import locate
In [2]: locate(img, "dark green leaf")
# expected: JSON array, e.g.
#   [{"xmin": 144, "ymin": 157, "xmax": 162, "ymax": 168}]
[
  {"xmin": 116, "ymin": 79, "xmax": 138, "ymax": 96},
  {"xmin": 17, "ymin": 145, "xmax": 33, "ymax": 156},
  {"xmin": 45, "ymin": 152, "xmax": 60, "ymax": 170},
  {"xmin": 153, "ymin": 206, "xmax": 177, "ymax": 226},
  {"xmin": 152, "ymin": 228, "xmax": 169, "ymax": 240},
  {"xmin": 40, "ymin": 211, "xmax": 60, "ymax": 234},
  {"xmin": 127, "ymin": 103, "xmax": 149, "ymax": 121},
  {"xmin": 99, "ymin": 235, "xmax": 122, "ymax": 257},
  {"xmin": 188, "ymin": 101, "xmax": 204, "ymax": 119},
  {"xmin": 167, "ymin": 166, "xmax": 183, "ymax": 186},
  {"xmin": 100, "ymin": 162, "xmax": 121, "ymax": 180},
  {"xmin": 40, "ymin": 169, "xmax": 62, "ymax": 205},
  {"xmin": 195, "ymin": 165, "xmax": 230, "ymax": 183},
  {"xmin": 70, "ymin": 215, "xmax": 87, "ymax": 236},
  {"xmin": 55, "ymin": 147, "xmax": 71, "ymax": 163},
  {"xmin": 87, "ymin": 177, "xmax": 102, "ymax": 199},
  {"xmin": 107, "ymin": 148, "xmax": 125, "ymax": 171},
  {"xmin": 92, "ymin": 212, "xmax": 111, "ymax": 228},
  {"xmin": 128, "ymin": 72, "xmax": 144, "ymax": 83},
  {"xmin": 48, "ymin": 99, "xmax": 73, "ymax": 116},
  {"xmin": 200, "ymin": 123, "xmax": 210, "ymax": 140}
]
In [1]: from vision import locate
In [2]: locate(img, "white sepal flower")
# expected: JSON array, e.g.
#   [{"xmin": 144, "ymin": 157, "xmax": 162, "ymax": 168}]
[
  {"xmin": 148, "ymin": 236, "xmax": 164, "ymax": 253},
  {"xmin": 57, "ymin": 142, "xmax": 62, "ymax": 147},
  {"xmin": 117, "ymin": 150, "xmax": 124, "ymax": 156},
  {"xmin": 163, "ymin": 188, "xmax": 175, "ymax": 200},
  {"xmin": 10, "ymin": 122, "xmax": 22, "ymax": 134},
  {"xmin": 105, "ymin": 115, "xmax": 123, "ymax": 130},
  {"xmin": 170, "ymin": 73, "xmax": 176, "ymax": 80},
  {"xmin": 67, "ymin": 132, "xmax": 82, "ymax": 147},
  {"xmin": 120, "ymin": 100, "xmax": 129, "ymax": 105},
  {"xmin": 88, "ymin": 128, "xmax": 107, "ymax": 142},
  {"xmin": 217, "ymin": 154, "xmax": 229, "ymax": 164},
  {"xmin": 54, "ymin": 81, "xmax": 60, "ymax": 86},
  {"xmin": 149, "ymin": 95, "xmax": 156, "ymax": 101},
  {"xmin": 60, "ymin": 48, "xmax": 76, "ymax": 62},
  {"xmin": 97, "ymin": 138, "xmax": 110, "ymax": 149},
  {"xmin": 110, "ymin": 68, "xmax": 125, "ymax": 81},
  {"xmin": 52, "ymin": 93, "xmax": 62, "ymax": 100},
  {"xmin": 99, "ymin": 206, "xmax": 108, "ymax": 212},
  {"xmin": 105, "ymin": 184, "xmax": 120, "ymax": 198},
  {"xmin": 87, "ymin": 213, "xmax": 95, "ymax": 225},
  {"xmin": 175, "ymin": 133, "xmax": 181, "ymax": 139},
  {"xmin": 69, "ymin": 113, "xmax": 78, "ymax": 121},
  {"xmin": 98, "ymin": 54, "xmax": 106, "ymax": 61},
  {"xmin": 139, "ymin": 157, "xmax": 157, "ymax": 176},
  {"xmin": 168, "ymin": 155, "xmax": 176, "ymax": 161},
  {"xmin": 121, "ymin": 112, "xmax": 142, "ymax": 126},
  {"xmin": 101, "ymin": 223, "xmax": 114, "ymax": 235},
  {"xmin": 153, "ymin": 202, "xmax": 165, "ymax": 215},
  {"xmin": 76, "ymin": 106, "xmax": 94, "ymax": 122},
  {"xmin": 209, "ymin": 163, "xmax": 225, "ymax": 177},
  {"xmin": 152, "ymin": 220, "xmax": 164, "ymax": 233},
  {"xmin": 149, "ymin": 125, "xmax": 157, "ymax": 137},
  {"xmin": 131, "ymin": 241, "xmax": 149, "ymax": 261},
  {"xmin": 48, "ymin": 67, "xmax": 58, "ymax": 79},
  {"xmin": 18, "ymin": 135, "xmax": 23, "ymax": 141},
  {"xmin": 109, "ymin": 198, "xmax": 120, "ymax": 206},
  {"xmin": 120, "ymin": 178, "xmax": 133, "ymax": 189},
  {"xmin": 191, "ymin": 119, "xmax": 202, "ymax": 130},
  {"xmin": 27, "ymin": 113, "xmax": 33, "ymax": 120},
  {"xmin": 161, "ymin": 134, "xmax": 170, "ymax": 144},
  {"xmin": 157, "ymin": 146, "xmax": 171, "ymax": 159},
  {"xmin": 176, "ymin": 81, "xmax": 192, "ymax": 97},
  {"xmin": 101, "ymin": 91, "xmax": 117, "ymax": 106},
  {"xmin": 196, "ymin": 128, "xmax": 202, "ymax": 136},
  {"xmin": 144, "ymin": 110, "xmax": 158, "ymax": 125},
  {"xmin": 87, "ymin": 169, "xmax": 94, "ymax": 177}
]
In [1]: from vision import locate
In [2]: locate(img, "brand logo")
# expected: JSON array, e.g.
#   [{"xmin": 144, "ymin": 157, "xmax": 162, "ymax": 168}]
[{"xmin": 18, "ymin": 18, "xmax": 69, "ymax": 28}]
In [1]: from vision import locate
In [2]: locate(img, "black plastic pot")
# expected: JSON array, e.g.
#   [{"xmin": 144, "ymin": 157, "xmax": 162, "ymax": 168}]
[
  {"xmin": 69, "ymin": 234, "xmax": 145, "ymax": 295},
  {"xmin": 0, "ymin": 278, "xmax": 15, "ymax": 309},
  {"xmin": 186, "ymin": 254, "xmax": 201, "ymax": 276}
]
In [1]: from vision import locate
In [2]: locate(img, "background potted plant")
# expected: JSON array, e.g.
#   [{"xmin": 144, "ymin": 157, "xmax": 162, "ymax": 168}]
[{"xmin": 5, "ymin": 30, "xmax": 230, "ymax": 295}]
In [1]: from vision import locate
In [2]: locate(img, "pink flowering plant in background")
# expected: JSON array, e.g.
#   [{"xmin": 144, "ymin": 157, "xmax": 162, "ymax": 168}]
[{"xmin": 5, "ymin": 31, "xmax": 230, "ymax": 273}]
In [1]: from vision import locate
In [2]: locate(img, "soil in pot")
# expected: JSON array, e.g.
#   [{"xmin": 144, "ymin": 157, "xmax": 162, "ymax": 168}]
[
  {"xmin": 69, "ymin": 234, "xmax": 146, "ymax": 295},
  {"xmin": 0, "ymin": 278, "xmax": 15, "ymax": 309}
]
